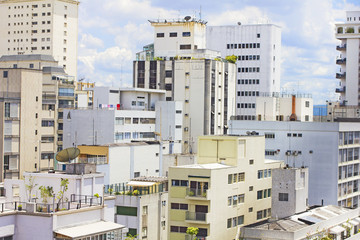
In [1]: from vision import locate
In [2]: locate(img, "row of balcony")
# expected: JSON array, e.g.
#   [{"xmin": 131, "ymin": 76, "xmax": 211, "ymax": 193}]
[
  {"xmin": 336, "ymin": 72, "xmax": 346, "ymax": 79},
  {"xmin": 336, "ymin": 58, "xmax": 346, "ymax": 64},
  {"xmin": 336, "ymin": 44, "xmax": 347, "ymax": 50},
  {"xmin": 335, "ymin": 87, "xmax": 346, "ymax": 93}
]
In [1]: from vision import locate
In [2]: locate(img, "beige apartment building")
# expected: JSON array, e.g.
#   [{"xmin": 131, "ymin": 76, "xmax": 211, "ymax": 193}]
[
  {"xmin": 0, "ymin": 54, "xmax": 75, "ymax": 180},
  {"xmin": 0, "ymin": 0, "xmax": 79, "ymax": 78},
  {"xmin": 168, "ymin": 135, "xmax": 283, "ymax": 240}
]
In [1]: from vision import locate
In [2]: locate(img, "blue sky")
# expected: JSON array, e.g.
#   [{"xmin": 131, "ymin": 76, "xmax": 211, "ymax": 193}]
[{"xmin": 77, "ymin": 0, "xmax": 360, "ymax": 104}]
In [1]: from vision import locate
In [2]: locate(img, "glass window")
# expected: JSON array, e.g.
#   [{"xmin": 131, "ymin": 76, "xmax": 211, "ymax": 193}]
[
  {"xmin": 182, "ymin": 32, "xmax": 191, "ymax": 37},
  {"xmin": 257, "ymin": 190, "xmax": 263, "ymax": 200},
  {"xmin": 238, "ymin": 172, "xmax": 245, "ymax": 182},
  {"xmin": 233, "ymin": 195, "xmax": 238, "ymax": 205},
  {"xmin": 238, "ymin": 215, "xmax": 244, "ymax": 225},
  {"xmin": 115, "ymin": 117, "xmax": 124, "ymax": 125},
  {"xmin": 238, "ymin": 194, "xmax": 244, "ymax": 203},
  {"xmin": 228, "ymin": 196, "xmax": 232, "ymax": 206},
  {"xmin": 257, "ymin": 210, "xmax": 263, "ymax": 220},
  {"xmin": 279, "ymin": 193, "xmax": 288, "ymax": 201},
  {"xmin": 227, "ymin": 218, "xmax": 231, "ymax": 228},
  {"xmin": 228, "ymin": 174, "xmax": 232, "ymax": 184},
  {"xmin": 258, "ymin": 170, "xmax": 263, "ymax": 179}
]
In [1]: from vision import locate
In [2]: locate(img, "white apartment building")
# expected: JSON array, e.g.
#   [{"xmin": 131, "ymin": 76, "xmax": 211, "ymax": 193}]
[
  {"xmin": 134, "ymin": 18, "xmax": 237, "ymax": 153},
  {"xmin": 335, "ymin": 11, "xmax": 360, "ymax": 106},
  {"xmin": 0, "ymin": 0, "xmax": 79, "ymax": 78},
  {"xmin": 168, "ymin": 135, "xmax": 283, "ymax": 240},
  {"xmin": 253, "ymin": 93, "xmax": 313, "ymax": 122},
  {"xmin": 229, "ymin": 120, "xmax": 360, "ymax": 209},
  {"xmin": 0, "ymin": 164, "xmax": 128, "ymax": 239},
  {"xmin": 63, "ymin": 87, "xmax": 183, "ymax": 147},
  {"xmin": 76, "ymin": 142, "xmax": 181, "ymax": 185},
  {"xmin": 207, "ymin": 24, "xmax": 281, "ymax": 120}
]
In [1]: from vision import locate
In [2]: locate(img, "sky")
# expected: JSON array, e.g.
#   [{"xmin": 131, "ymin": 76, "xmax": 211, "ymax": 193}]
[{"xmin": 77, "ymin": 0, "xmax": 360, "ymax": 104}]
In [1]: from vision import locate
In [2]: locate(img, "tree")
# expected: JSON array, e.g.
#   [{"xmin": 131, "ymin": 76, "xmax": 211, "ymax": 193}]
[
  {"xmin": 39, "ymin": 186, "xmax": 54, "ymax": 204},
  {"xmin": 25, "ymin": 176, "xmax": 38, "ymax": 202},
  {"xmin": 186, "ymin": 227, "xmax": 199, "ymax": 240},
  {"xmin": 225, "ymin": 55, "xmax": 237, "ymax": 64},
  {"xmin": 56, "ymin": 178, "xmax": 69, "ymax": 210}
]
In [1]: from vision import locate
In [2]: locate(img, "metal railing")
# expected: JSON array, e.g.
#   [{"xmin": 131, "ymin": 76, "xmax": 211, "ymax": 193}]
[
  {"xmin": 186, "ymin": 211, "xmax": 207, "ymax": 222},
  {"xmin": 186, "ymin": 188, "xmax": 207, "ymax": 198},
  {"xmin": 104, "ymin": 182, "xmax": 167, "ymax": 195}
]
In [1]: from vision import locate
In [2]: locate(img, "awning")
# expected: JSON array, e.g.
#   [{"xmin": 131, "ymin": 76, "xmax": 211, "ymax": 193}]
[
  {"xmin": 0, "ymin": 225, "xmax": 14, "ymax": 238},
  {"xmin": 127, "ymin": 181, "xmax": 156, "ymax": 187},
  {"xmin": 54, "ymin": 221, "xmax": 125, "ymax": 239},
  {"xmin": 330, "ymin": 225, "xmax": 346, "ymax": 234}
]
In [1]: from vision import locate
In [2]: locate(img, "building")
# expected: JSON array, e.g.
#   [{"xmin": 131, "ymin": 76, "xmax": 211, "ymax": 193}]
[
  {"xmin": 229, "ymin": 120, "xmax": 360, "ymax": 208},
  {"xmin": 335, "ymin": 11, "xmax": 360, "ymax": 106},
  {"xmin": 0, "ymin": 0, "xmax": 79, "ymax": 78},
  {"xmin": 241, "ymin": 205, "xmax": 360, "ymax": 240},
  {"xmin": 75, "ymin": 142, "xmax": 181, "ymax": 185},
  {"xmin": 250, "ymin": 93, "xmax": 313, "ymax": 122},
  {"xmin": 206, "ymin": 24, "xmax": 281, "ymax": 120},
  {"xmin": 63, "ymin": 87, "xmax": 183, "ymax": 147},
  {"xmin": 314, "ymin": 101, "xmax": 360, "ymax": 122},
  {"xmin": 114, "ymin": 176, "xmax": 168, "ymax": 240},
  {"xmin": 0, "ymin": 55, "xmax": 75, "ymax": 180},
  {"xmin": 167, "ymin": 135, "xmax": 283, "ymax": 240},
  {"xmin": 0, "ymin": 67, "xmax": 43, "ymax": 180},
  {"xmin": 75, "ymin": 81, "xmax": 95, "ymax": 109},
  {"xmin": 271, "ymin": 167, "xmax": 308, "ymax": 219},
  {"xmin": 134, "ymin": 18, "xmax": 237, "ymax": 153},
  {"xmin": 0, "ymin": 164, "xmax": 128, "ymax": 239}
]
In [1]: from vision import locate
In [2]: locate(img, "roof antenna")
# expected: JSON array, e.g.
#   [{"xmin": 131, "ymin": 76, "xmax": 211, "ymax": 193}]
[{"xmin": 199, "ymin": 5, "xmax": 202, "ymax": 20}]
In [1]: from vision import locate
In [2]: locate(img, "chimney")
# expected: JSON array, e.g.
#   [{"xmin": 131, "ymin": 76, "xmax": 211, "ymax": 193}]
[{"xmin": 289, "ymin": 95, "xmax": 297, "ymax": 121}]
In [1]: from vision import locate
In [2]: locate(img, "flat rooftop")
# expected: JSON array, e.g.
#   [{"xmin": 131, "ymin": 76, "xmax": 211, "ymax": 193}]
[
  {"xmin": 245, "ymin": 205, "xmax": 355, "ymax": 232},
  {"xmin": 173, "ymin": 163, "xmax": 232, "ymax": 170}
]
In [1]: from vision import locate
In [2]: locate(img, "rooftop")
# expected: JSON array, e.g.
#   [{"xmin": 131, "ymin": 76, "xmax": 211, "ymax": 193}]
[
  {"xmin": 173, "ymin": 163, "xmax": 232, "ymax": 170},
  {"xmin": 245, "ymin": 205, "xmax": 355, "ymax": 232},
  {"xmin": 149, "ymin": 17, "xmax": 207, "ymax": 25},
  {"xmin": 0, "ymin": 54, "xmax": 56, "ymax": 62}
]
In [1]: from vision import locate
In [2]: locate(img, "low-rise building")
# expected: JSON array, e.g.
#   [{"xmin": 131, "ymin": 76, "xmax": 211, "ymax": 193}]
[
  {"xmin": 253, "ymin": 93, "xmax": 313, "ymax": 122},
  {"xmin": 114, "ymin": 176, "xmax": 168, "ymax": 240},
  {"xmin": 168, "ymin": 135, "xmax": 283, "ymax": 240},
  {"xmin": 0, "ymin": 163, "xmax": 128, "ymax": 240},
  {"xmin": 241, "ymin": 205, "xmax": 360, "ymax": 240}
]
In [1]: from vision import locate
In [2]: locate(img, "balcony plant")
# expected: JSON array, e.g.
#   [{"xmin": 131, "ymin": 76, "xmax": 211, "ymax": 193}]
[
  {"xmin": 189, "ymin": 191, "xmax": 195, "ymax": 196},
  {"xmin": 94, "ymin": 193, "xmax": 100, "ymax": 198},
  {"xmin": 225, "ymin": 55, "xmax": 237, "ymax": 63},
  {"xmin": 186, "ymin": 227, "xmax": 199, "ymax": 240},
  {"xmin": 56, "ymin": 178, "xmax": 69, "ymax": 211},
  {"xmin": 18, "ymin": 204, "xmax": 22, "ymax": 211},
  {"xmin": 108, "ymin": 188, "xmax": 113, "ymax": 195},
  {"xmin": 132, "ymin": 190, "xmax": 140, "ymax": 196}
]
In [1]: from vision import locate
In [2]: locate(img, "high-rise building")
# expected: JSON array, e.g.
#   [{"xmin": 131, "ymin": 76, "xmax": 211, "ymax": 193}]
[
  {"xmin": 207, "ymin": 24, "xmax": 281, "ymax": 120},
  {"xmin": 134, "ymin": 18, "xmax": 237, "ymax": 153},
  {"xmin": 229, "ymin": 120, "xmax": 360, "ymax": 208},
  {"xmin": 335, "ymin": 11, "xmax": 360, "ymax": 106},
  {"xmin": 0, "ymin": 54, "xmax": 75, "ymax": 179},
  {"xmin": 0, "ymin": 0, "xmax": 79, "ymax": 78}
]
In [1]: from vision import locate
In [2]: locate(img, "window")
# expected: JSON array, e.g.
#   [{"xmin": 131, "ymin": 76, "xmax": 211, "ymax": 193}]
[
  {"xmin": 182, "ymin": 32, "xmax": 191, "ymax": 37},
  {"xmin": 249, "ymin": 159, "xmax": 254, "ymax": 165},
  {"xmin": 156, "ymin": 33, "xmax": 164, "ymax": 38},
  {"xmin": 233, "ymin": 195, "xmax": 238, "ymax": 205},
  {"xmin": 265, "ymin": 133, "xmax": 275, "ymax": 139},
  {"xmin": 5, "ymin": 103, "xmax": 10, "ymax": 117},
  {"xmin": 228, "ymin": 174, "xmax": 232, "ymax": 184},
  {"xmin": 257, "ymin": 210, "xmax": 263, "ymax": 220},
  {"xmin": 180, "ymin": 44, "xmax": 191, "ymax": 50},
  {"xmin": 29, "ymin": 63, "xmax": 34, "ymax": 68},
  {"xmin": 239, "ymin": 194, "xmax": 245, "ymax": 203},
  {"xmin": 169, "ymin": 32, "xmax": 177, "ymax": 37},
  {"xmin": 116, "ymin": 206, "xmax": 137, "ymax": 216},
  {"xmin": 258, "ymin": 170, "xmax": 263, "ymax": 179},
  {"xmin": 228, "ymin": 196, "xmax": 232, "ymax": 206},
  {"xmin": 238, "ymin": 172, "xmax": 245, "ymax": 182},
  {"xmin": 238, "ymin": 215, "xmax": 244, "ymax": 225},
  {"xmin": 134, "ymin": 172, "xmax": 140, "ymax": 178},
  {"xmin": 249, "ymin": 207, "xmax": 253, "ymax": 212},
  {"xmin": 171, "ymin": 203, "xmax": 188, "ymax": 210},
  {"xmin": 305, "ymin": 115, "xmax": 309, "ymax": 121},
  {"xmin": 279, "ymin": 193, "xmax": 288, "ymax": 201},
  {"xmin": 305, "ymin": 101, "xmax": 310, "ymax": 107},
  {"xmin": 41, "ymin": 120, "xmax": 54, "ymax": 127},
  {"xmin": 227, "ymin": 218, "xmax": 232, "ymax": 228},
  {"xmin": 3, "ymin": 71, "xmax": 8, "ymax": 78},
  {"xmin": 257, "ymin": 190, "xmax": 263, "ymax": 200},
  {"xmin": 249, "ymin": 186, "xmax": 253, "ymax": 191}
]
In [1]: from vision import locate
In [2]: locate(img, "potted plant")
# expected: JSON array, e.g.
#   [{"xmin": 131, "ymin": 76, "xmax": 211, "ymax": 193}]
[
  {"xmin": 108, "ymin": 188, "xmax": 113, "ymax": 195},
  {"xmin": 94, "ymin": 193, "xmax": 100, "ymax": 198},
  {"xmin": 132, "ymin": 190, "xmax": 140, "ymax": 196},
  {"xmin": 189, "ymin": 191, "xmax": 195, "ymax": 196},
  {"xmin": 37, "ymin": 206, "xmax": 42, "ymax": 212},
  {"xmin": 18, "ymin": 204, "xmax": 22, "ymax": 211}
]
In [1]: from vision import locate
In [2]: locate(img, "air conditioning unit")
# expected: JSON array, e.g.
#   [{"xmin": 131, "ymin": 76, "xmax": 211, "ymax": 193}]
[{"xmin": 285, "ymin": 151, "xmax": 291, "ymax": 156}]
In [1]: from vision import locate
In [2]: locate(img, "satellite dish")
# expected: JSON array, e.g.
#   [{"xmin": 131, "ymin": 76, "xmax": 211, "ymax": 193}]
[
  {"xmin": 56, "ymin": 147, "xmax": 80, "ymax": 163},
  {"xmin": 184, "ymin": 16, "xmax": 191, "ymax": 21}
]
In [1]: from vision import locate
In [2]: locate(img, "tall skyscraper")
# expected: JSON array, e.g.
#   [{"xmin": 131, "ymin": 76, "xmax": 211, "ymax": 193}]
[
  {"xmin": 0, "ymin": 0, "xmax": 79, "ymax": 78},
  {"xmin": 134, "ymin": 17, "xmax": 237, "ymax": 153},
  {"xmin": 207, "ymin": 24, "xmax": 281, "ymax": 120},
  {"xmin": 335, "ymin": 11, "xmax": 360, "ymax": 106}
]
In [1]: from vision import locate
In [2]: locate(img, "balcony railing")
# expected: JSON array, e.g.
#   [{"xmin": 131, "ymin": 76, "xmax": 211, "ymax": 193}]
[
  {"xmin": 335, "ymin": 87, "xmax": 346, "ymax": 93},
  {"xmin": 186, "ymin": 188, "xmax": 207, "ymax": 198},
  {"xmin": 336, "ymin": 73, "xmax": 346, "ymax": 79},
  {"xmin": 336, "ymin": 44, "xmax": 347, "ymax": 50},
  {"xmin": 185, "ymin": 235, "xmax": 207, "ymax": 240},
  {"xmin": 186, "ymin": 211, "xmax": 207, "ymax": 222},
  {"xmin": 336, "ymin": 58, "xmax": 346, "ymax": 64}
]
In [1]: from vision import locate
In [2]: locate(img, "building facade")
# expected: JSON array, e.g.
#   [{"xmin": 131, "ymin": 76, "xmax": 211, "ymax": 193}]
[
  {"xmin": 0, "ymin": 0, "xmax": 79, "ymax": 78},
  {"xmin": 167, "ymin": 135, "xmax": 283, "ymax": 240},
  {"xmin": 0, "ymin": 55, "xmax": 74, "ymax": 180},
  {"xmin": 229, "ymin": 120, "xmax": 360, "ymax": 208},
  {"xmin": 206, "ymin": 24, "xmax": 281, "ymax": 120},
  {"xmin": 335, "ymin": 11, "xmax": 360, "ymax": 106}
]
